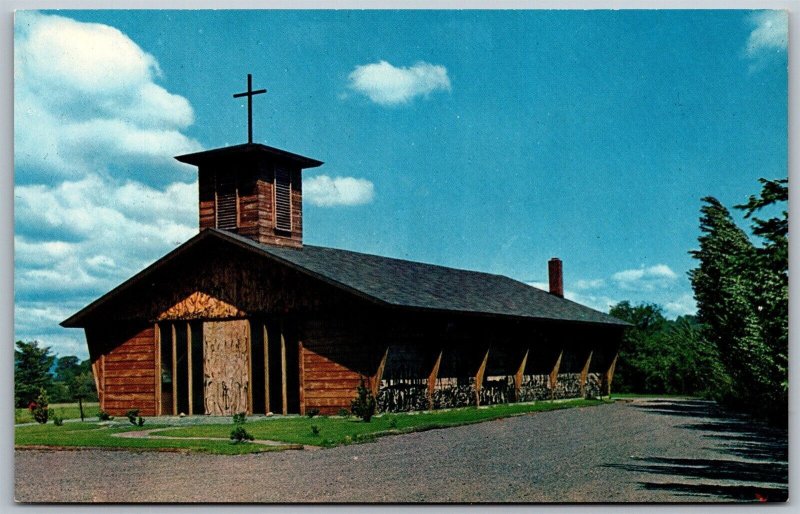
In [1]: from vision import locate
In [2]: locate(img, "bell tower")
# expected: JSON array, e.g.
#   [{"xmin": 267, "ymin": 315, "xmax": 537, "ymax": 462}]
[{"xmin": 174, "ymin": 74, "xmax": 323, "ymax": 248}]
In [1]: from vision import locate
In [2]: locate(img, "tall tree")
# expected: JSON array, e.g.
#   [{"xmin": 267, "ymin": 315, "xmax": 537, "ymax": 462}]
[
  {"xmin": 70, "ymin": 372, "xmax": 96, "ymax": 421},
  {"xmin": 14, "ymin": 341, "xmax": 55, "ymax": 407},
  {"xmin": 689, "ymin": 195, "xmax": 785, "ymax": 422},
  {"xmin": 54, "ymin": 356, "xmax": 81, "ymax": 383},
  {"xmin": 737, "ymin": 178, "xmax": 789, "ymax": 413}
]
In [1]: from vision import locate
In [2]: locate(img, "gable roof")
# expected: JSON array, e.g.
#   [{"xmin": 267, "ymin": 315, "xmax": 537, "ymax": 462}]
[{"xmin": 62, "ymin": 228, "xmax": 628, "ymax": 328}]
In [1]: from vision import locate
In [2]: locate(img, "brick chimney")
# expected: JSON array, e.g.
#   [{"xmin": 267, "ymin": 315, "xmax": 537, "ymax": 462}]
[
  {"xmin": 548, "ymin": 258, "xmax": 564, "ymax": 298},
  {"xmin": 175, "ymin": 143, "xmax": 322, "ymax": 248}
]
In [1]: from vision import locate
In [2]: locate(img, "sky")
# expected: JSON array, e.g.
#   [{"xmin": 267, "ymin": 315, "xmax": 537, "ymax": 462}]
[{"xmin": 13, "ymin": 10, "xmax": 788, "ymax": 359}]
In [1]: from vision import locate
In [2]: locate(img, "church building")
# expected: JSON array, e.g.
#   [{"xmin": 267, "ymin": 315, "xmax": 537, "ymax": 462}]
[{"xmin": 61, "ymin": 76, "xmax": 627, "ymax": 417}]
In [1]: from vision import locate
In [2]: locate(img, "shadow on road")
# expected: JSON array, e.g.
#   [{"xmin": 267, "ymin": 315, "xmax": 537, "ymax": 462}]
[
  {"xmin": 608, "ymin": 399, "xmax": 788, "ymax": 502},
  {"xmin": 641, "ymin": 482, "xmax": 787, "ymax": 502}
]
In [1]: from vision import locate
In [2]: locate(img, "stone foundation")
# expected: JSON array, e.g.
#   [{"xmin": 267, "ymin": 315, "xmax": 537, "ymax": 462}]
[{"xmin": 376, "ymin": 371, "xmax": 604, "ymax": 413}]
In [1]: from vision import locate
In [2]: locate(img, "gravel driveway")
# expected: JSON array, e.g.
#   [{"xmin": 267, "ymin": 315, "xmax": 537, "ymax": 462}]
[{"xmin": 14, "ymin": 398, "xmax": 788, "ymax": 503}]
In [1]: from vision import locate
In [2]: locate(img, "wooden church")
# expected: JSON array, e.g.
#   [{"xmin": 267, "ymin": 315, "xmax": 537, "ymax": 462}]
[{"xmin": 62, "ymin": 77, "xmax": 627, "ymax": 417}]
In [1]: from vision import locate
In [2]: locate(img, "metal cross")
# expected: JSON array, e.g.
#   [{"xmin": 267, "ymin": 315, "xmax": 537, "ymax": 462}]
[{"xmin": 233, "ymin": 74, "xmax": 268, "ymax": 144}]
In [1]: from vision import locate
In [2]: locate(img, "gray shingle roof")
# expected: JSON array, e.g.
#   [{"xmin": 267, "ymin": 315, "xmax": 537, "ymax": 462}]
[{"xmin": 218, "ymin": 229, "xmax": 627, "ymax": 326}]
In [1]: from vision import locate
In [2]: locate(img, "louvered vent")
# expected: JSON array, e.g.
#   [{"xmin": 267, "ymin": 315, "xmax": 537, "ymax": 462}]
[
  {"xmin": 275, "ymin": 168, "xmax": 292, "ymax": 232},
  {"xmin": 216, "ymin": 172, "xmax": 237, "ymax": 230}
]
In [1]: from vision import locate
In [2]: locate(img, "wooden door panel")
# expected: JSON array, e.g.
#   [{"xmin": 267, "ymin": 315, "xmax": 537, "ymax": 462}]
[{"xmin": 203, "ymin": 320, "xmax": 249, "ymax": 415}]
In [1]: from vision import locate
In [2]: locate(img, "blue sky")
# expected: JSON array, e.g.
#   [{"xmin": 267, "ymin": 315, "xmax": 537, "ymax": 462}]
[{"xmin": 14, "ymin": 10, "xmax": 787, "ymax": 359}]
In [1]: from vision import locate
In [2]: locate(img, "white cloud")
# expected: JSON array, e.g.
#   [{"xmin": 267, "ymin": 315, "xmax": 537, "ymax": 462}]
[
  {"xmin": 304, "ymin": 175, "xmax": 375, "ymax": 207},
  {"xmin": 348, "ymin": 60, "xmax": 451, "ymax": 106},
  {"xmin": 14, "ymin": 175, "xmax": 197, "ymax": 301},
  {"xmin": 14, "ymin": 11, "xmax": 201, "ymax": 183},
  {"xmin": 574, "ymin": 278, "xmax": 605, "ymax": 290},
  {"xmin": 612, "ymin": 264, "xmax": 678, "ymax": 292},
  {"xmin": 565, "ymin": 291, "xmax": 619, "ymax": 314},
  {"xmin": 664, "ymin": 294, "xmax": 698, "ymax": 318},
  {"xmin": 746, "ymin": 11, "xmax": 788, "ymax": 57},
  {"xmin": 526, "ymin": 281, "xmax": 617, "ymax": 314},
  {"xmin": 14, "ymin": 12, "xmax": 202, "ymax": 357}
]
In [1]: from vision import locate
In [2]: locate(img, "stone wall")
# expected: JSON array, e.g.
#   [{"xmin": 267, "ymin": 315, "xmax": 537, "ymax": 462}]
[{"xmin": 376, "ymin": 371, "xmax": 605, "ymax": 413}]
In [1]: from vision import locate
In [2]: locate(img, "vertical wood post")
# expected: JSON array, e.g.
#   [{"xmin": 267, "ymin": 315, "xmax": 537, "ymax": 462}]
[
  {"xmin": 263, "ymin": 322, "xmax": 270, "ymax": 414},
  {"xmin": 549, "ymin": 350, "xmax": 563, "ymax": 400},
  {"xmin": 372, "ymin": 346, "xmax": 389, "ymax": 398},
  {"xmin": 280, "ymin": 324, "xmax": 287, "ymax": 416},
  {"xmin": 579, "ymin": 351, "xmax": 593, "ymax": 398},
  {"xmin": 186, "ymin": 322, "xmax": 193, "ymax": 415},
  {"xmin": 514, "ymin": 349, "xmax": 529, "ymax": 402},
  {"xmin": 298, "ymin": 340, "xmax": 306, "ymax": 416},
  {"xmin": 606, "ymin": 353, "xmax": 619, "ymax": 397},
  {"xmin": 171, "ymin": 323, "xmax": 178, "ymax": 415},
  {"xmin": 427, "ymin": 349, "xmax": 443, "ymax": 410},
  {"xmin": 474, "ymin": 348, "xmax": 490, "ymax": 406},
  {"xmin": 246, "ymin": 321, "xmax": 253, "ymax": 415},
  {"xmin": 98, "ymin": 353, "xmax": 106, "ymax": 412},
  {"xmin": 154, "ymin": 324, "xmax": 161, "ymax": 416}
]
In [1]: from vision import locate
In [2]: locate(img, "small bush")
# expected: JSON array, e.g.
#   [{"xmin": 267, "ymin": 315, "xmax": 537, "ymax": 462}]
[
  {"xmin": 232, "ymin": 412, "xmax": 247, "ymax": 425},
  {"xmin": 230, "ymin": 426, "xmax": 254, "ymax": 443},
  {"xmin": 32, "ymin": 389, "xmax": 49, "ymax": 425},
  {"xmin": 306, "ymin": 408, "xmax": 320, "ymax": 418},
  {"xmin": 388, "ymin": 416, "xmax": 398, "ymax": 429},
  {"xmin": 311, "ymin": 424, "xmax": 320, "ymax": 436},
  {"xmin": 98, "ymin": 410, "xmax": 112, "ymax": 421},
  {"xmin": 137, "ymin": 416, "xmax": 146, "ymax": 427},
  {"xmin": 126, "ymin": 409, "xmax": 139, "ymax": 425},
  {"xmin": 343, "ymin": 435, "xmax": 353, "ymax": 445},
  {"xmin": 337, "ymin": 408, "xmax": 350, "ymax": 417},
  {"xmin": 52, "ymin": 413, "xmax": 63, "ymax": 426},
  {"xmin": 350, "ymin": 379, "xmax": 376, "ymax": 422}
]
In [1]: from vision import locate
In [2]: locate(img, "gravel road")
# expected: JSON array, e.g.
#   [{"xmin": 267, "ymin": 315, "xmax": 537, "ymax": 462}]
[{"xmin": 14, "ymin": 398, "xmax": 788, "ymax": 503}]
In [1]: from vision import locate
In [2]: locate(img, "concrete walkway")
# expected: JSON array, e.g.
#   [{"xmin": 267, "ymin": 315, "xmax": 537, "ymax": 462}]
[{"xmin": 111, "ymin": 426, "xmax": 300, "ymax": 448}]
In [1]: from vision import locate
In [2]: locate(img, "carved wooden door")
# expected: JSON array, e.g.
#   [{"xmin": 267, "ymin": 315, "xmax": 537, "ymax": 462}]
[{"xmin": 203, "ymin": 320, "xmax": 249, "ymax": 416}]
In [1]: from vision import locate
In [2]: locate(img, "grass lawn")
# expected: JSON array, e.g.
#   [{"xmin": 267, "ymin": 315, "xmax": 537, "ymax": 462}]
[
  {"xmin": 15, "ymin": 423, "xmax": 299, "ymax": 455},
  {"xmin": 15, "ymin": 398, "xmax": 606, "ymax": 454},
  {"xmin": 15, "ymin": 402, "xmax": 100, "ymax": 424},
  {"xmin": 163, "ymin": 398, "xmax": 606, "ymax": 447}
]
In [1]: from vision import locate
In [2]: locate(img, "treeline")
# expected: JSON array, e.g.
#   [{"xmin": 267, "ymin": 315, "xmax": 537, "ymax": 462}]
[
  {"xmin": 14, "ymin": 340, "xmax": 98, "ymax": 408},
  {"xmin": 609, "ymin": 303, "xmax": 727, "ymax": 397},
  {"xmin": 612, "ymin": 178, "xmax": 787, "ymax": 426}
]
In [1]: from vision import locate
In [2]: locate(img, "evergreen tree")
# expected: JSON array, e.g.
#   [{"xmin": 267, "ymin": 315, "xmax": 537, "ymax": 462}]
[
  {"xmin": 14, "ymin": 341, "xmax": 55, "ymax": 408},
  {"xmin": 689, "ymin": 196, "xmax": 785, "ymax": 422}
]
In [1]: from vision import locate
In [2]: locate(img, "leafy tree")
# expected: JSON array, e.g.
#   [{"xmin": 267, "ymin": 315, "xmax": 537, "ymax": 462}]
[
  {"xmin": 609, "ymin": 302, "xmax": 667, "ymax": 393},
  {"xmin": 690, "ymin": 191, "xmax": 787, "ymax": 424},
  {"xmin": 14, "ymin": 341, "xmax": 55, "ymax": 408},
  {"xmin": 736, "ymin": 178, "xmax": 788, "ymax": 403},
  {"xmin": 49, "ymin": 355, "xmax": 95, "ymax": 403},
  {"xmin": 54, "ymin": 356, "xmax": 81, "ymax": 383},
  {"xmin": 70, "ymin": 371, "xmax": 96, "ymax": 421},
  {"xmin": 610, "ymin": 302, "xmax": 725, "ymax": 396}
]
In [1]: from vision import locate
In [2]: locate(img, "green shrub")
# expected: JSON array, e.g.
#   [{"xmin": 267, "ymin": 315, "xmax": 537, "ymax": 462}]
[
  {"xmin": 337, "ymin": 408, "xmax": 350, "ymax": 417},
  {"xmin": 310, "ymin": 424, "xmax": 320, "ymax": 436},
  {"xmin": 388, "ymin": 416, "xmax": 398, "ymax": 429},
  {"xmin": 98, "ymin": 410, "xmax": 112, "ymax": 421},
  {"xmin": 52, "ymin": 413, "xmax": 63, "ymax": 426},
  {"xmin": 137, "ymin": 416, "xmax": 146, "ymax": 427},
  {"xmin": 125, "ymin": 409, "xmax": 139, "ymax": 425},
  {"xmin": 230, "ymin": 426, "xmax": 254, "ymax": 443},
  {"xmin": 350, "ymin": 379, "xmax": 376, "ymax": 422},
  {"xmin": 232, "ymin": 412, "xmax": 247, "ymax": 425},
  {"xmin": 32, "ymin": 389, "xmax": 49, "ymax": 424},
  {"xmin": 306, "ymin": 408, "xmax": 320, "ymax": 418}
]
